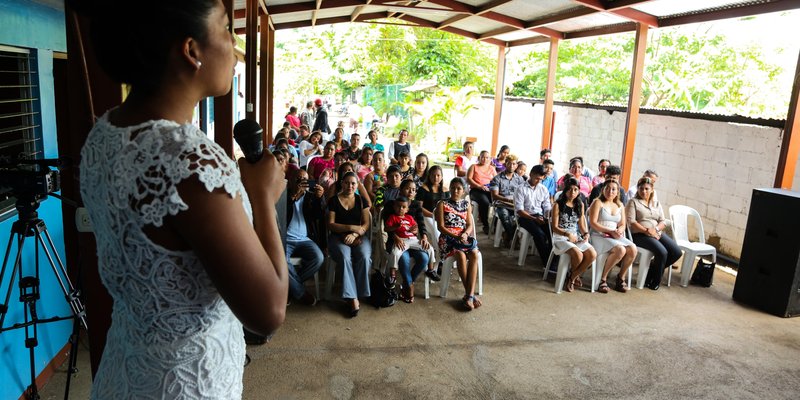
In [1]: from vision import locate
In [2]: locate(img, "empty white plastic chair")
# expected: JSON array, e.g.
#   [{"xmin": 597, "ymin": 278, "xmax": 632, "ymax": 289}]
[{"xmin": 669, "ymin": 205, "xmax": 717, "ymax": 287}]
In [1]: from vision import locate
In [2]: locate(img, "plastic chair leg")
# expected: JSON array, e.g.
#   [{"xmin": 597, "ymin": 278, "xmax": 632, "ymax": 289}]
[{"xmin": 553, "ymin": 254, "xmax": 572, "ymax": 294}]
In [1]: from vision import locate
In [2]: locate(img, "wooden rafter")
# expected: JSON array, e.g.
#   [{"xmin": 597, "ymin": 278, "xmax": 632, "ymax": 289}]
[
  {"xmin": 351, "ymin": 0, "xmax": 372, "ymax": 21},
  {"xmin": 572, "ymin": 0, "xmax": 658, "ymax": 26},
  {"xmin": 313, "ymin": 0, "xmax": 323, "ymax": 26}
]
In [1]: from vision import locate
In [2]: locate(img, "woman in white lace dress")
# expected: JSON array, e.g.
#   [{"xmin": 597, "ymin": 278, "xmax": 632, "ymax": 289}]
[{"xmin": 76, "ymin": 1, "xmax": 288, "ymax": 398}]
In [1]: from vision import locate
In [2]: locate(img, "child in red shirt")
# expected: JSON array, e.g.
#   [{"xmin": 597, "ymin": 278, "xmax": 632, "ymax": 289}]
[{"xmin": 384, "ymin": 196, "xmax": 436, "ymax": 288}]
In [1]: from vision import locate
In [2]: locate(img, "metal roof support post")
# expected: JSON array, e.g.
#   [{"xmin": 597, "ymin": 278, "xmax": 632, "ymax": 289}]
[
  {"xmin": 620, "ymin": 22, "xmax": 648, "ymax": 189},
  {"xmin": 214, "ymin": 0, "xmax": 235, "ymax": 157},
  {"xmin": 774, "ymin": 50, "xmax": 800, "ymax": 189},
  {"xmin": 541, "ymin": 37, "xmax": 559, "ymax": 151},
  {"xmin": 491, "ymin": 45, "xmax": 507, "ymax": 157},
  {"xmin": 245, "ymin": 0, "xmax": 258, "ymax": 121},
  {"xmin": 266, "ymin": 25, "xmax": 275, "ymax": 144}
]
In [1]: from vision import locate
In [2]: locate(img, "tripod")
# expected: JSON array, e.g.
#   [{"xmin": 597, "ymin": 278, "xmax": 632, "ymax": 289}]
[{"xmin": 0, "ymin": 197, "xmax": 87, "ymax": 400}]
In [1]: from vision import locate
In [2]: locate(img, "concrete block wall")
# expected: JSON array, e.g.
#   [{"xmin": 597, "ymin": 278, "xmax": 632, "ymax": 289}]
[{"xmin": 464, "ymin": 98, "xmax": 795, "ymax": 260}]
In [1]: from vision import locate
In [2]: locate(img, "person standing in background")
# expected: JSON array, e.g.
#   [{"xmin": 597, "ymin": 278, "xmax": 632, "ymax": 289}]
[
  {"xmin": 312, "ymin": 98, "xmax": 331, "ymax": 138},
  {"xmin": 300, "ymin": 100, "xmax": 315, "ymax": 129}
]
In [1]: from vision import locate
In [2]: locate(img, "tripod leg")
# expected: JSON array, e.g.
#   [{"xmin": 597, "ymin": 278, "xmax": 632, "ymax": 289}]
[
  {"xmin": 63, "ymin": 311, "xmax": 81, "ymax": 400},
  {"xmin": 36, "ymin": 227, "xmax": 87, "ymax": 330},
  {"xmin": 0, "ymin": 233, "xmax": 24, "ymax": 328}
]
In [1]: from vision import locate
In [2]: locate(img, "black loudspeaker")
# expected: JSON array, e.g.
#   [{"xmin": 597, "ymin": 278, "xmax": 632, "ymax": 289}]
[{"xmin": 733, "ymin": 188, "xmax": 800, "ymax": 317}]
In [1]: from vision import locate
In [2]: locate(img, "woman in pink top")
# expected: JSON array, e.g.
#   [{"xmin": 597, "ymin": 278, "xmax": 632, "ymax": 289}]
[
  {"xmin": 285, "ymin": 106, "xmax": 301, "ymax": 128},
  {"xmin": 308, "ymin": 142, "xmax": 336, "ymax": 181},
  {"xmin": 467, "ymin": 151, "xmax": 497, "ymax": 234},
  {"xmin": 558, "ymin": 158, "xmax": 593, "ymax": 198},
  {"xmin": 354, "ymin": 147, "xmax": 373, "ymax": 181}
]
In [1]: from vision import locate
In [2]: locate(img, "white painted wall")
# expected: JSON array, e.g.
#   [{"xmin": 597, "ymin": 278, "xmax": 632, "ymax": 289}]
[{"xmin": 467, "ymin": 97, "xmax": 795, "ymax": 260}]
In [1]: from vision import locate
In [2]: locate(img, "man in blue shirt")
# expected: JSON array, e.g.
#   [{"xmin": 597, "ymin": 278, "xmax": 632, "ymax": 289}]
[
  {"xmin": 542, "ymin": 159, "xmax": 557, "ymax": 197},
  {"xmin": 286, "ymin": 168, "xmax": 325, "ymax": 306}
]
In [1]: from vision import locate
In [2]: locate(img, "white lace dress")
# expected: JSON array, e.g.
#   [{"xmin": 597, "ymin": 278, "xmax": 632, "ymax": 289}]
[{"xmin": 80, "ymin": 112, "xmax": 250, "ymax": 399}]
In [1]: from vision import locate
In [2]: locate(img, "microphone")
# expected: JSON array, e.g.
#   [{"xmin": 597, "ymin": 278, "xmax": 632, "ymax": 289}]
[{"xmin": 233, "ymin": 119, "xmax": 264, "ymax": 164}]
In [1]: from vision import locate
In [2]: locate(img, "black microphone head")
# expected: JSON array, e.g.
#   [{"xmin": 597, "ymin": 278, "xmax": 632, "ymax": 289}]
[{"xmin": 233, "ymin": 119, "xmax": 264, "ymax": 163}]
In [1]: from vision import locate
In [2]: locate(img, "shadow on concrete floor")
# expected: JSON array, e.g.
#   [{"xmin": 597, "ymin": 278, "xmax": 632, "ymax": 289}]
[{"xmin": 39, "ymin": 239, "xmax": 800, "ymax": 400}]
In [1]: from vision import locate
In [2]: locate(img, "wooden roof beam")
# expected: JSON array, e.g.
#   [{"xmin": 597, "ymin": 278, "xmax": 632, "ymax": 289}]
[
  {"xmin": 572, "ymin": 0, "xmax": 658, "ymax": 27},
  {"xmin": 438, "ymin": 0, "xmax": 512, "ymax": 29},
  {"xmin": 351, "ymin": 0, "xmax": 372, "ymax": 21}
]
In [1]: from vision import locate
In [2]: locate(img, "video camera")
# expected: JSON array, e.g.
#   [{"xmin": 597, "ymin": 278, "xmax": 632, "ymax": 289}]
[{"xmin": 0, "ymin": 156, "xmax": 65, "ymax": 202}]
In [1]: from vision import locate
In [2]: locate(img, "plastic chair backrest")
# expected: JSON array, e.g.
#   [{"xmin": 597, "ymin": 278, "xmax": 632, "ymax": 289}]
[{"xmin": 669, "ymin": 205, "xmax": 705, "ymax": 244}]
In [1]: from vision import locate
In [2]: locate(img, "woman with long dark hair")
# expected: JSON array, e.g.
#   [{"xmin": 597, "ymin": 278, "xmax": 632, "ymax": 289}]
[
  {"xmin": 551, "ymin": 178, "xmax": 596, "ymax": 292},
  {"xmin": 75, "ymin": 1, "xmax": 287, "ymax": 397}
]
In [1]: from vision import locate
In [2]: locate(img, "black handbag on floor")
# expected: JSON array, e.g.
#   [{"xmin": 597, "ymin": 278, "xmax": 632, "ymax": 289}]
[
  {"xmin": 690, "ymin": 258, "xmax": 715, "ymax": 287},
  {"xmin": 369, "ymin": 269, "xmax": 397, "ymax": 308}
]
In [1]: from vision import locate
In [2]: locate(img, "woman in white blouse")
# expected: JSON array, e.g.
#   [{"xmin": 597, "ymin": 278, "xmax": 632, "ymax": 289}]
[{"xmin": 625, "ymin": 177, "xmax": 681, "ymax": 290}]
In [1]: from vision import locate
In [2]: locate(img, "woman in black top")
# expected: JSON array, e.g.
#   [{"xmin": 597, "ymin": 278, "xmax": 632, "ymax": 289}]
[
  {"xmin": 327, "ymin": 172, "xmax": 372, "ymax": 317},
  {"xmin": 416, "ymin": 165, "xmax": 450, "ymax": 247}
]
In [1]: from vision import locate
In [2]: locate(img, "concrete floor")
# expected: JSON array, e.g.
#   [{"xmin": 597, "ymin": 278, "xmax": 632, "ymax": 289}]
[{"xmin": 39, "ymin": 242, "xmax": 800, "ymax": 400}]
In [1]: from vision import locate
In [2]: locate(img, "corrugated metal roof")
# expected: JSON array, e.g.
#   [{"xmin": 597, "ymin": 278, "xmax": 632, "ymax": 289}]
[{"xmin": 233, "ymin": 1, "xmax": 800, "ymax": 47}]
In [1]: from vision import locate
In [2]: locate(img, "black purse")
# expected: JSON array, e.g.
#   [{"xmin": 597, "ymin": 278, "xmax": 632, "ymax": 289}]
[
  {"xmin": 690, "ymin": 258, "xmax": 715, "ymax": 287},
  {"xmin": 368, "ymin": 268, "xmax": 397, "ymax": 308}
]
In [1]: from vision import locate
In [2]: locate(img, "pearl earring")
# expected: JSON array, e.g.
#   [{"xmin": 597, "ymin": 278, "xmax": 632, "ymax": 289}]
[{"xmin": 195, "ymin": 61, "xmax": 202, "ymax": 70}]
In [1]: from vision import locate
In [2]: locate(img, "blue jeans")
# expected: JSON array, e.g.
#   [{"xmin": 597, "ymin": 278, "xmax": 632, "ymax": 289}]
[
  {"xmin": 398, "ymin": 248, "xmax": 430, "ymax": 286},
  {"xmin": 286, "ymin": 238, "xmax": 324, "ymax": 299},
  {"xmin": 328, "ymin": 234, "xmax": 372, "ymax": 299},
  {"xmin": 494, "ymin": 205, "xmax": 516, "ymax": 235}
]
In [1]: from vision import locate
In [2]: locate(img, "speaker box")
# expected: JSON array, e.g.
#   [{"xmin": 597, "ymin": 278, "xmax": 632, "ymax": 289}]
[{"xmin": 733, "ymin": 188, "xmax": 800, "ymax": 317}]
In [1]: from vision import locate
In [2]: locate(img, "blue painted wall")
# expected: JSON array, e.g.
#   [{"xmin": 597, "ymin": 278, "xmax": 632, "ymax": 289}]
[{"xmin": 0, "ymin": 2, "xmax": 70, "ymax": 399}]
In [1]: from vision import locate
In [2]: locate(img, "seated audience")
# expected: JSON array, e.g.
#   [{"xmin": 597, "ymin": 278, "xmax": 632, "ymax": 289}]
[
  {"xmin": 410, "ymin": 153, "xmax": 429, "ymax": 189},
  {"xmin": 396, "ymin": 151, "xmax": 413, "ymax": 180},
  {"xmin": 467, "ymin": 150, "xmax": 498, "ymax": 234},
  {"xmin": 513, "ymin": 165, "xmax": 553, "ymax": 265},
  {"xmin": 326, "ymin": 162, "xmax": 372, "ymax": 209},
  {"xmin": 307, "ymin": 141, "xmax": 336, "ymax": 181},
  {"xmin": 384, "ymin": 192, "xmax": 437, "ymax": 303},
  {"xmin": 298, "ymin": 131, "xmax": 323, "ymax": 169},
  {"xmin": 539, "ymin": 148, "xmax": 558, "ymax": 181},
  {"xmin": 558, "ymin": 157, "xmax": 593, "ymax": 197},
  {"xmin": 492, "ymin": 145, "xmax": 510, "ymax": 173},
  {"xmin": 551, "ymin": 178, "xmax": 596, "ymax": 292},
  {"xmin": 626, "ymin": 177, "xmax": 681, "ymax": 290},
  {"xmin": 515, "ymin": 161, "xmax": 528, "ymax": 181},
  {"xmin": 374, "ymin": 164, "xmax": 402, "ymax": 213},
  {"xmin": 454, "ymin": 141, "xmax": 476, "ymax": 180},
  {"xmin": 416, "ymin": 165, "xmax": 449, "ymax": 247},
  {"xmin": 285, "ymin": 168, "xmax": 325, "ymax": 305},
  {"xmin": 363, "ymin": 151, "xmax": 387, "ymax": 205},
  {"xmin": 364, "ymin": 130, "xmax": 384, "ymax": 153},
  {"xmin": 588, "ymin": 165, "xmax": 627, "ymax": 204},
  {"xmin": 588, "ymin": 180, "xmax": 637, "ymax": 293},
  {"xmin": 489, "ymin": 155, "xmax": 525, "ymax": 247},
  {"xmin": 329, "ymin": 127, "xmax": 349, "ymax": 152},
  {"xmin": 388, "ymin": 129, "xmax": 411, "ymax": 164},
  {"xmin": 541, "ymin": 159, "xmax": 557, "ymax": 197},
  {"xmin": 592, "ymin": 159, "xmax": 611, "ymax": 187},
  {"xmin": 341, "ymin": 133, "xmax": 362, "ymax": 161},
  {"xmin": 436, "ymin": 178, "xmax": 482, "ymax": 311},
  {"xmin": 628, "ymin": 169, "xmax": 659, "ymax": 204},
  {"xmin": 327, "ymin": 172, "xmax": 372, "ymax": 318},
  {"xmin": 354, "ymin": 147, "xmax": 373, "ymax": 181}
]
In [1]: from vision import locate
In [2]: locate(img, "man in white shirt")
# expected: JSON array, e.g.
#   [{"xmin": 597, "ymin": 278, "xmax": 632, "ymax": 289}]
[{"xmin": 513, "ymin": 164, "xmax": 553, "ymax": 265}]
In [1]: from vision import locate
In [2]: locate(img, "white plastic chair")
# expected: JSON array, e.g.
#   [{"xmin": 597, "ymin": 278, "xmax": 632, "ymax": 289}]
[
  {"xmin": 590, "ymin": 236, "xmax": 633, "ymax": 291},
  {"xmin": 543, "ymin": 229, "xmax": 596, "ymax": 294},
  {"xmin": 626, "ymin": 227, "xmax": 671, "ymax": 289},
  {"xmin": 509, "ymin": 220, "xmax": 540, "ymax": 266},
  {"xmin": 669, "ymin": 205, "xmax": 717, "ymax": 287},
  {"xmin": 289, "ymin": 256, "xmax": 320, "ymax": 300},
  {"xmin": 424, "ymin": 214, "xmax": 483, "ymax": 299}
]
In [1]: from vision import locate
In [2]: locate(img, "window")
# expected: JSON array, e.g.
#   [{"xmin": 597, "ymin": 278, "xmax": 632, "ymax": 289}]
[{"xmin": 0, "ymin": 45, "xmax": 42, "ymax": 216}]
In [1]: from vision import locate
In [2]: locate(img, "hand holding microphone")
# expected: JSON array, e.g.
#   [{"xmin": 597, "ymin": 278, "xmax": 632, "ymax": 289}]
[{"xmin": 234, "ymin": 119, "xmax": 285, "ymax": 204}]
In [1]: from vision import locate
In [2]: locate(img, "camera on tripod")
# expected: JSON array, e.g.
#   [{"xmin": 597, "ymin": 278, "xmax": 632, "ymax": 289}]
[{"xmin": 0, "ymin": 156, "xmax": 63, "ymax": 206}]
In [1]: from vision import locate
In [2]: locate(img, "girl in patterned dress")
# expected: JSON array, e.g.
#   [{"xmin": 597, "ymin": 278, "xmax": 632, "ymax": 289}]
[{"xmin": 435, "ymin": 178, "xmax": 482, "ymax": 310}]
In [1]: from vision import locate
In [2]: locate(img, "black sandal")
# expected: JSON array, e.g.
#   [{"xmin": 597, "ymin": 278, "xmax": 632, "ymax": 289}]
[{"xmin": 598, "ymin": 280, "xmax": 610, "ymax": 294}]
